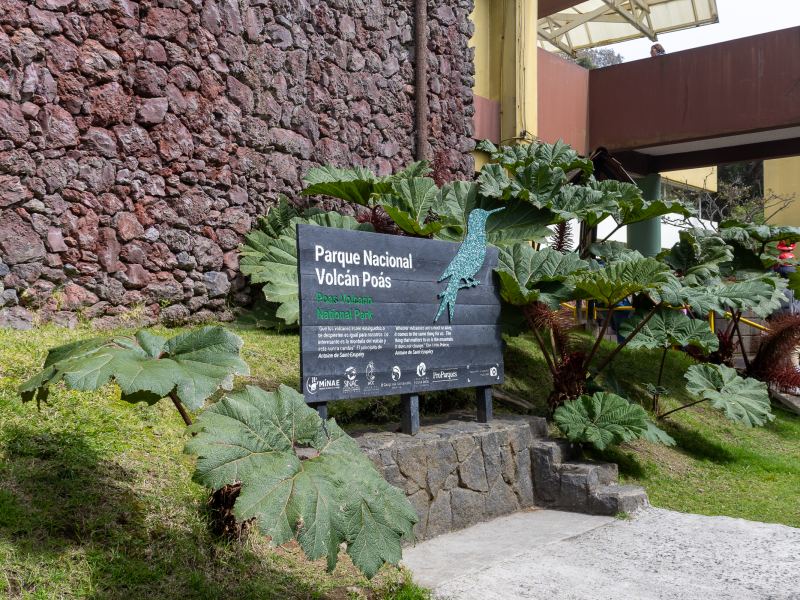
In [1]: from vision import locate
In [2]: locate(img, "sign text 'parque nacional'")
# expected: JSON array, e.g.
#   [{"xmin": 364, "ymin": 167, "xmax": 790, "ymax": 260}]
[{"xmin": 297, "ymin": 213, "xmax": 505, "ymax": 404}]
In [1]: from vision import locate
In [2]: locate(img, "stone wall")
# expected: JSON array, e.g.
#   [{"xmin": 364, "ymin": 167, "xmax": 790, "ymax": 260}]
[
  {"xmin": 354, "ymin": 413, "xmax": 649, "ymax": 541},
  {"xmin": 0, "ymin": 0, "xmax": 477, "ymax": 328}
]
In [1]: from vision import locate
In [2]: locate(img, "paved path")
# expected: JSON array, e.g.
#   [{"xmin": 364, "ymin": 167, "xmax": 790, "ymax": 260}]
[{"xmin": 401, "ymin": 508, "xmax": 800, "ymax": 600}]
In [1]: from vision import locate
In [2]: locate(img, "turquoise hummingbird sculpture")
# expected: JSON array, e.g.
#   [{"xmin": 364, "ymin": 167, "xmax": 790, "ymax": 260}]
[{"xmin": 434, "ymin": 207, "xmax": 504, "ymax": 323}]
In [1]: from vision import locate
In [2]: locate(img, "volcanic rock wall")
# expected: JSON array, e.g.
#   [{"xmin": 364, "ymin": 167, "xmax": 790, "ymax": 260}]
[{"xmin": 0, "ymin": 0, "xmax": 476, "ymax": 329}]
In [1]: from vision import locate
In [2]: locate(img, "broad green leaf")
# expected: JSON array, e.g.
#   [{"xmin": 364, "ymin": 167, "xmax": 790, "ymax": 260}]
[
  {"xmin": 435, "ymin": 192, "xmax": 553, "ymax": 246},
  {"xmin": 254, "ymin": 194, "xmax": 303, "ymax": 239},
  {"xmin": 675, "ymin": 278, "xmax": 785, "ymax": 318},
  {"xmin": 475, "ymin": 139, "xmax": 593, "ymax": 179},
  {"xmin": 514, "ymin": 161, "xmax": 565, "ymax": 207},
  {"xmin": 477, "ymin": 163, "xmax": 514, "ymax": 199},
  {"xmin": 587, "ymin": 241, "xmax": 643, "ymax": 265},
  {"xmin": 719, "ymin": 222, "xmax": 800, "ymax": 247},
  {"xmin": 549, "ymin": 184, "xmax": 620, "ymax": 228},
  {"xmin": 18, "ymin": 327, "xmax": 250, "ymax": 411},
  {"xmin": 185, "ymin": 385, "xmax": 418, "ymax": 579},
  {"xmin": 642, "ymin": 420, "xmax": 676, "ymax": 446},
  {"xmin": 239, "ymin": 212, "xmax": 374, "ymax": 328},
  {"xmin": 659, "ymin": 229, "xmax": 733, "ymax": 284},
  {"xmin": 553, "ymin": 392, "xmax": 650, "ymax": 451},
  {"xmin": 684, "ymin": 365, "xmax": 773, "ymax": 427},
  {"xmin": 618, "ymin": 307, "xmax": 719, "ymax": 352},
  {"xmin": 570, "ymin": 258, "xmax": 674, "ymax": 306},
  {"xmin": 718, "ymin": 240, "xmax": 768, "ymax": 279},
  {"xmin": 389, "ymin": 160, "xmax": 432, "ymax": 180},
  {"xmin": 496, "ymin": 244, "xmax": 588, "ymax": 308},
  {"xmin": 378, "ymin": 177, "xmax": 459, "ymax": 236},
  {"xmin": 616, "ymin": 196, "xmax": 695, "ymax": 226},
  {"xmin": 301, "ymin": 165, "xmax": 391, "ymax": 207}
]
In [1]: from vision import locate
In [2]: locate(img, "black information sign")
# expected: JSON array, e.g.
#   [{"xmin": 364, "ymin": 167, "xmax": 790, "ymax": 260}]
[{"xmin": 297, "ymin": 224, "xmax": 505, "ymax": 408}]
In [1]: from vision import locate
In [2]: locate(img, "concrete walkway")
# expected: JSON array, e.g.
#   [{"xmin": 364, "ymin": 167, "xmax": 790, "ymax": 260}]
[{"xmin": 401, "ymin": 508, "xmax": 800, "ymax": 600}]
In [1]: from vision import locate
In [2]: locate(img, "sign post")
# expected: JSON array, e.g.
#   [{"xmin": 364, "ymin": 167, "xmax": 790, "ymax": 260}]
[{"xmin": 296, "ymin": 223, "xmax": 505, "ymax": 434}]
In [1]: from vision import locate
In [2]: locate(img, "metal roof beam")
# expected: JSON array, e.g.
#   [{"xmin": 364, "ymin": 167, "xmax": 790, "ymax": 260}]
[
  {"xmin": 599, "ymin": 0, "xmax": 658, "ymax": 41},
  {"xmin": 538, "ymin": 19, "xmax": 577, "ymax": 57},
  {"xmin": 538, "ymin": 5, "xmax": 609, "ymax": 36}
]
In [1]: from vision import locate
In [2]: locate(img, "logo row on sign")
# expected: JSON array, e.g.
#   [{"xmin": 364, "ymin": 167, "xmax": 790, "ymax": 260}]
[{"xmin": 305, "ymin": 362, "xmax": 498, "ymax": 395}]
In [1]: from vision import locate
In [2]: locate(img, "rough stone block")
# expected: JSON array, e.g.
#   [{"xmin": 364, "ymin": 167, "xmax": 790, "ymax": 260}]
[
  {"xmin": 486, "ymin": 479, "xmax": 519, "ymax": 519},
  {"xmin": 588, "ymin": 485, "xmax": 650, "ymax": 516},
  {"xmin": 450, "ymin": 487, "xmax": 486, "ymax": 531},
  {"xmin": 558, "ymin": 469, "xmax": 592, "ymax": 513},
  {"xmin": 426, "ymin": 490, "xmax": 452, "ymax": 538},
  {"xmin": 458, "ymin": 448, "xmax": 489, "ymax": 492},
  {"xmin": 426, "ymin": 439, "xmax": 458, "ymax": 497}
]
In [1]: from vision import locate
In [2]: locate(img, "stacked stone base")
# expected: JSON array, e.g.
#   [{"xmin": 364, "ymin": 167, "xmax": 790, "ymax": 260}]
[
  {"xmin": 353, "ymin": 413, "xmax": 649, "ymax": 542},
  {"xmin": 532, "ymin": 438, "xmax": 649, "ymax": 516}
]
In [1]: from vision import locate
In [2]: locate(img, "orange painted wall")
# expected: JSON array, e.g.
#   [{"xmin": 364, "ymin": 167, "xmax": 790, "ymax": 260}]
[{"xmin": 537, "ymin": 47, "xmax": 590, "ymax": 156}]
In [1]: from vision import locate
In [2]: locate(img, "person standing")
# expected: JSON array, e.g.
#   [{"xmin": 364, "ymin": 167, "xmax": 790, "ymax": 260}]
[{"xmin": 650, "ymin": 44, "xmax": 666, "ymax": 57}]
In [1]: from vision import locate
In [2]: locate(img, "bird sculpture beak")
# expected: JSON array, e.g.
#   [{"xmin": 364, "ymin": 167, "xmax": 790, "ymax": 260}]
[{"xmin": 487, "ymin": 208, "xmax": 505, "ymax": 215}]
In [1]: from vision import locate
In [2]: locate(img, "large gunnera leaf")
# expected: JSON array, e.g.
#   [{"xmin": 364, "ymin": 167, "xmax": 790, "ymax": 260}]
[
  {"xmin": 553, "ymin": 392, "xmax": 650, "ymax": 451},
  {"xmin": 301, "ymin": 162, "xmax": 433, "ymax": 208},
  {"xmin": 619, "ymin": 307, "xmax": 719, "ymax": 353},
  {"xmin": 18, "ymin": 327, "xmax": 250, "ymax": 410},
  {"xmin": 495, "ymin": 244, "xmax": 587, "ymax": 308},
  {"xmin": 684, "ymin": 365, "xmax": 773, "ymax": 427},
  {"xmin": 240, "ymin": 212, "xmax": 374, "ymax": 327},
  {"xmin": 185, "ymin": 385, "xmax": 418, "ymax": 579},
  {"xmin": 570, "ymin": 258, "xmax": 674, "ymax": 306},
  {"xmin": 718, "ymin": 221, "xmax": 800, "ymax": 248},
  {"xmin": 642, "ymin": 420, "xmax": 676, "ymax": 446},
  {"xmin": 379, "ymin": 177, "xmax": 461, "ymax": 236},
  {"xmin": 434, "ymin": 181, "xmax": 552, "ymax": 246}
]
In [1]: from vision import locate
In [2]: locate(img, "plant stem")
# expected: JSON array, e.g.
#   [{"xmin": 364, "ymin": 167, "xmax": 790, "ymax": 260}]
[
  {"xmin": 532, "ymin": 326, "xmax": 558, "ymax": 376},
  {"xmin": 169, "ymin": 391, "xmax": 193, "ymax": 427},
  {"xmin": 549, "ymin": 328, "xmax": 558, "ymax": 364},
  {"xmin": 658, "ymin": 397, "xmax": 708, "ymax": 419},
  {"xmin": 599, "ymin": 224, "xmax": 623, "ymax": 245},
  {"xmin": 523, "ymin": 305, "xmax": 557, "ymax": 376},
  {"xmin": 732, "ymin": 311, "xmax": 751, "ymax": 370},
  {"xmin": 583, "ymin": 303, "xmax": 616, "ymax": 372},
  {"xmin": 655, "ymin": 346, "xmax": 668, "ymax": 414},
  {"xmin": 594, "ymin": 303, "xmax": 663, "ymax": 374}
]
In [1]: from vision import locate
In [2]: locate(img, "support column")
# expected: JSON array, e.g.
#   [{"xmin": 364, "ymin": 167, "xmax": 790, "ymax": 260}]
[
  {"xmin": 310, "ymin": 401, "xmax": 328, "ymax": 421},
  {"xmin": 401, "ymin": 393, "xmax": 420, "ymax": 435},
  {"xmin": 629, "ymin": 173, "xmax": 662, "ymax": 258},
  {"xmin": 476, "ymin": 386, "xmax": 493, "ymax": 423}
]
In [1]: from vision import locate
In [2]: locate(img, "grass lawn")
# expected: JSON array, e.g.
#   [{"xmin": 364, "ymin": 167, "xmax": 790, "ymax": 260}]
[
  {"xmin": 1, "ymin": 322, "xmax": 798, "ymax": 598},
  {"xmin": 505, "ymin": 331, "xmax": 800, "ymax": 528},
  {"xmin": 0, "ymin": 325, "xmax": 428, "ymax": 600}
]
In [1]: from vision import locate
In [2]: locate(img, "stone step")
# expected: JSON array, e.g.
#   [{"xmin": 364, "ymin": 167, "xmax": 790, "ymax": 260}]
[
  {"xmin": 531, "ymin": 438, "xmax": 650, "ymax": 516},
  {"xmin": 588, "ymin": 485, "xmax": 650, "ymax": 516}
]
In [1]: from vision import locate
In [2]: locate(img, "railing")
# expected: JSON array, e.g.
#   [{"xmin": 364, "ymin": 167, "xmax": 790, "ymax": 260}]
[{"xmin": 558, "ymin": 302, "xmax": 770, "ymax": 334}]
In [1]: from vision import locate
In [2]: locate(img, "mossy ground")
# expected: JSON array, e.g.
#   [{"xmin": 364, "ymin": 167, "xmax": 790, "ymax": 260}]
[{"xmin": 1, "ymin": 323, "xmax": 798, "ymax": 598}]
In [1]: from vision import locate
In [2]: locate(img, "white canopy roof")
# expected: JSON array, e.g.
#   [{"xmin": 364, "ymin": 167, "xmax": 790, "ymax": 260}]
[{"xmin": 538, "ymin": 0, "xmax": 719, "ymax": 55}]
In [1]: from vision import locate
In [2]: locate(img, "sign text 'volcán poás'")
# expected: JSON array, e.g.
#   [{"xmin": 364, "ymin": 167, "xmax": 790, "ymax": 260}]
[{"xmin": 297, "ymin": 224, "xmax": 504, "ymax": 403}]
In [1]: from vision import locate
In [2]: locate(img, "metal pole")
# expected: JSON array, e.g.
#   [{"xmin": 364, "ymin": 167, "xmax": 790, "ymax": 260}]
[
  {"xmin": 415, "ymin": 0, "xmax": 429, "ymax": 161},
  {"xmin": 401, "ymin": 393, "xmax": 420, "ymax": 435},
  {"xmin": 476, "ymin": 386, "xmax": 493, "ymax": 423},
  {"xmin": 310, "ymin": 401, "xmax": 328, "ymax": 421}
]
